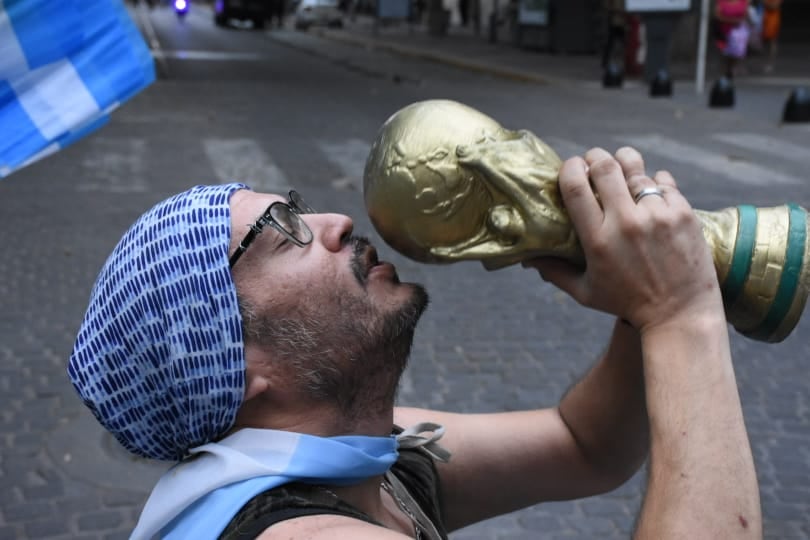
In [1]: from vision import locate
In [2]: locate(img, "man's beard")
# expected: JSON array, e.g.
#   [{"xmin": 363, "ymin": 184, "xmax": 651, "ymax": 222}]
[{"xmin": 238, "ymin": 260, "xmax": 429, "ymax": 423}]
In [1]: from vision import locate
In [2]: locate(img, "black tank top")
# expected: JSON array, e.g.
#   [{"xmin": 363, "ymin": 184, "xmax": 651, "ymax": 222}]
[{"xmin": 219, "ymin": 446, "xmax": 448, "ymax": 539}]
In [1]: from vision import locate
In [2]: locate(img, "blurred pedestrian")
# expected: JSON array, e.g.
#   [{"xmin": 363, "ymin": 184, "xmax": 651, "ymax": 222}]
[
  {"xmin": 601, "ymin": 0, "xmax": 626, "ymax": 69},
  {"xmin": 270, "ymin": 0, "xmax": 286, "ymax": 27},
  {"xmin": 746, "ymin": 0, "xmax": 764, "ymax": 54},
  {"xmin": 761, "ymin": 0, "xmax": 782, "ymax": 72},
  {"xmin": 459, "ymin": 0, "xmax": 469, "ymax": 25},
  {"xmin": 714, "ymin": 0, "xmax": 751, "ymax": 78}
]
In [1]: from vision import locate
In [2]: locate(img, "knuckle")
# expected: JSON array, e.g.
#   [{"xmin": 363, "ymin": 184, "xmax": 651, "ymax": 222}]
[
  {"xmin": 674, "ymin": 205, "xmax": 698, "ymax": 227},
  {"xmin": 589, "ymin": 237, "xmax": 611, "ymax": 258},
  {"xmin": 560, "ymin": 181, "xmax": 592, "ymax": 201},
  {"xmin": 651, "ymin": 205, "xmax": 694, "ymax": 234},
  {"xmin": 619, "ymin": 215, "xmax": 645, "ymax": 237},
  {"xmin": 626, "ymin": 174, "xmax": 650, "ymax": 192},
  {"xmin": 588, "ymin": 156, "xmax": 621, "ymax": 178},
  {"xmin": 655, "ymin": 170, "xmax": 679, "ymax": 189}
]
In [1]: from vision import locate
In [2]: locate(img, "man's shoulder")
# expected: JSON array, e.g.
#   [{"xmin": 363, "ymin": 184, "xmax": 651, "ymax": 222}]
[{"xmin": 256, "ymin": 514, "xmax": 410, "ymax": 539}]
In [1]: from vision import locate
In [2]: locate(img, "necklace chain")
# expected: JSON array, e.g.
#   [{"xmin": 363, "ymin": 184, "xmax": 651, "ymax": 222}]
[{"xmin": 381, "ymin": 480, "xmax": 423, "ymax": 540}]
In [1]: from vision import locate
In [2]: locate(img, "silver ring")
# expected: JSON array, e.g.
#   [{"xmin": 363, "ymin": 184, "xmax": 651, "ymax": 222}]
[{"xmin": 633, "ymin": 186, "xmax": 665, "ymax": 204}]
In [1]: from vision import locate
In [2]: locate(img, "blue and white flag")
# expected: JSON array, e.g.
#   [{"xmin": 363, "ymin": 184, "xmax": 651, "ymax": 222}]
[
  {"xmin": 0, "ymin": 0, "xmax": 155, "ymax": 178},
  {"xmin": 131, "ymin": 424, "xmax": 451, "ymax": 539}
]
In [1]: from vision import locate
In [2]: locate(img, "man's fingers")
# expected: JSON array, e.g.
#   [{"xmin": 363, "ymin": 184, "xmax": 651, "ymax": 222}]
[
  {"xmin": 615, "ymin": 146, "xmax": 647, "ymax": 179},
  {"xmin": 651, "ymin": 169, "xmax": 693, "ymax": 212},
  {"xmin": 616, "ymin": 147, "xmax": 667, "ymax": 208},
  {"xmin": 558, "ymin": 156, "xmax": 603, "ymax": 236},
  {"xmin": 653, "ymin": 169, "xmax": 678, "ymax": 190},
  {"xmin": 584, "ymin": 148, "xmax": 635, "ymax": 213}
]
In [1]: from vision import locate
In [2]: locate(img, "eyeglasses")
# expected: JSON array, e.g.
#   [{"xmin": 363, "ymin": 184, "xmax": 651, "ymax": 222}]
[{"xmin": 229, "ymin": 190, "xmax": 315, "ymax": 268}]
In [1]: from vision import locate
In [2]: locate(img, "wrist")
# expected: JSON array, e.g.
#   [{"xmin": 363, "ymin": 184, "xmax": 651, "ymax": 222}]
[
  {"xmin": 639, "ymin": 308, "xmax": 729, "ymax": 346},
  {"xmin": 633, "ymin": 278, "xmax": 726, "ymax": 336}
]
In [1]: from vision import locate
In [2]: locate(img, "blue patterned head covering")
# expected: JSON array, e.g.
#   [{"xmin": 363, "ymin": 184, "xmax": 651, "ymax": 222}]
[{"xmin": 68, "ymin": 183, "xmax": 249, "ymax": 461}]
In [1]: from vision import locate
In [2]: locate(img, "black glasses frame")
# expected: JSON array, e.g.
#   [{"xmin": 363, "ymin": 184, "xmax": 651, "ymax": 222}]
[{"xmin": 229, "ymin": 190, "xmax": 315, "ymax": 268}]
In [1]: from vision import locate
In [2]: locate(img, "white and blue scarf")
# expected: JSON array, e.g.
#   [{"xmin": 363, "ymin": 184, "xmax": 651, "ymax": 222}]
[{"xmin": 131, "ymin": 423, "xmax": 451, "ymax": 540}]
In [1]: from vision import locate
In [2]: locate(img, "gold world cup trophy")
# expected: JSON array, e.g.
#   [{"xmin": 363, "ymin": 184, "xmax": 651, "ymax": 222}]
[{"xmin": 363, "ymin": 100, "xmax": 809, "ymax": 343}]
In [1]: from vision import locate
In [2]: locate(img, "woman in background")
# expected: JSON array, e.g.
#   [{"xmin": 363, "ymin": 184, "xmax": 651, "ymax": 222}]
[{"xmin": 714, "ymin": 0, "xmax": 751, "ymax": 78}]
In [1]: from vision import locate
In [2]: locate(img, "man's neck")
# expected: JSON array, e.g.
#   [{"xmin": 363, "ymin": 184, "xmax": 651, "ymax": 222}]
[{"xmin": 234, "ymin": 402, "xmax": 395, "ymax": 438}]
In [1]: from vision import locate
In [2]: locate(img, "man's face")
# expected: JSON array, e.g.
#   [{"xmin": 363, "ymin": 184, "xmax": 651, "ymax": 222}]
[{"xmin": 229, "ymin": 190, "xmax": 428, "ymax": 418}]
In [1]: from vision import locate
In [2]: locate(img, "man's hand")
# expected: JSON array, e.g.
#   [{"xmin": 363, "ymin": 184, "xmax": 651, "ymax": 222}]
[{"xmin": 523, "ymin": 147, "xmax": 721, "ymax": 333}]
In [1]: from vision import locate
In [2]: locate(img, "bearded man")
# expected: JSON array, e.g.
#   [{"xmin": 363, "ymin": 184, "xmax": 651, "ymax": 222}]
[{"xmin": 68, "ymin": 147, "xmax": 761, "ymax": 540}]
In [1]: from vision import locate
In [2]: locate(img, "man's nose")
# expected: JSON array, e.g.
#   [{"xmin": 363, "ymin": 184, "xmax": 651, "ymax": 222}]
[{"xmin": 305, "ymin": 213, "xmax": 354, "ymax": 252}]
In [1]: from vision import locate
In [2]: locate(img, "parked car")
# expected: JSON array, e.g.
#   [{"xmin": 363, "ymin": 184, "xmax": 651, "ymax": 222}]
[
  {"xmin": 214, "ymin": 0, "xmax": 282, "ymax": 29},
  {"xmin": 293, "ymin": 0, "xmax": 343, "ymax": 30}
]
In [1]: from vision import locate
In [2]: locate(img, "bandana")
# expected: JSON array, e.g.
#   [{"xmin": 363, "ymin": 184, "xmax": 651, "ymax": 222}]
[{"xmin": 68, "ymin": 183, "xmax": 248, "ymax": 461}]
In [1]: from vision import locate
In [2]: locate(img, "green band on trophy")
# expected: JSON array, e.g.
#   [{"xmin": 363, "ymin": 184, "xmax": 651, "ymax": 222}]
[
  {"xmin": 747, "ymin": 204, "xmax": 807, "ymax": 341},
  {"xmin": 722, "ymin": 205, "xmax": 757, "ymax": 306}
]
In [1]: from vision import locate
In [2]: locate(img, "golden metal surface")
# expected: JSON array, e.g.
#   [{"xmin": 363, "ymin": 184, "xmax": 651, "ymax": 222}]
[
  {"xmin": 695, "ymin": 208, "xmax": 738, "ymax": 287},
  {"xmin": 363, "ymin": 100, "xmax": 809, "ymax": 342},
  {"xmin": 364, "ymin": 100, "xmax": 580, "ymax": 270},
  {"xmin": 732, "ymin": 207, "xmax": 790, "ymax": 332}
]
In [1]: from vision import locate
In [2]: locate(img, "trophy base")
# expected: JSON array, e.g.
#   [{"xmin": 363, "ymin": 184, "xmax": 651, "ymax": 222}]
[{"xmin": 722, "ymin": 204, "xmax": 809, "ymax": 343}]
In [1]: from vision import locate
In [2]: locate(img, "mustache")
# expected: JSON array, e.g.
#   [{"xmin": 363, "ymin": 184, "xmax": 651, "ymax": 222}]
[{"xmin": 349, "ymin": 235, "xmax": 374, "ymax": 285}]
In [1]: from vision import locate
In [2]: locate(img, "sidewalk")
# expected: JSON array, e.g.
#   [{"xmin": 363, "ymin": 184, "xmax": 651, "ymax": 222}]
[{"xmin": 307, "ymin": 14, "xmax": 810, "ymax": 88}]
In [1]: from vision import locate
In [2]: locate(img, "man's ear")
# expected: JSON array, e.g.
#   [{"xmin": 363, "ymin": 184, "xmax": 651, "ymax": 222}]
[
  {"xmin": 244, "ymin": 372, "xmax": 270, "ymax": 402},
  {"xmin": 243, "ymin": 345, "xmax": 272, "ymax": 402}
]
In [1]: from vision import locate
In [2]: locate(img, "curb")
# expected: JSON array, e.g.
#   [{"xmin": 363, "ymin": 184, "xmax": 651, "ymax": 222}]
[
  {"xmin": 311, "ymin": 27, "xmax": 558, "ymax": 86},
  {"xmin": 312, "ymin": 27, "xmax": 810, "ymax": 90}
]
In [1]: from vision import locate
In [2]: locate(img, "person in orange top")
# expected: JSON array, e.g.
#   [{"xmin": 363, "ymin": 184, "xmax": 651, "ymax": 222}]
[{"xmin": 761, "ymin": 0, "xmax": 782, "ymax": 71}]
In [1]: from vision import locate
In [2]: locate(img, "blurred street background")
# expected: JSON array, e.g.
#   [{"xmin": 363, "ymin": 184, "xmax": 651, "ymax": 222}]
[{"xmin": 1, "ymin": 1, "xmax": 809, "ymax": 538}]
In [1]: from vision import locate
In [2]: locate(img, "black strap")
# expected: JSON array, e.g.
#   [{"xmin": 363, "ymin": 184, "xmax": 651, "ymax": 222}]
[
  {"xmin": 222, "ymin": 504, "xmax": 374, "ymax": 539},
  {"xmin": 219, "ymin": 483, "xmax": 380, "ymax": 540}
]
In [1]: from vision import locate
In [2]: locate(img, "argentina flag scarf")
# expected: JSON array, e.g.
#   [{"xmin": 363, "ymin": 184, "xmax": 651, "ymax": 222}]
[
  {"xmin": 131, "ymin": 424, "xmax": 451, "ymax": 540},
  {"xmin": 0, "ymin": 0, "xmax": 154, "ymax": 178}
]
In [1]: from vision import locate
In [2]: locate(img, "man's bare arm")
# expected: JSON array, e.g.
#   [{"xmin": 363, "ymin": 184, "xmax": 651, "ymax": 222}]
[
  {"xmin": 395, "ymin": 322, "xmax": 651, "ymax": 533},
  {"xmin": 635, "ymin": 314, "xmax": 760, "ymax": 538}
]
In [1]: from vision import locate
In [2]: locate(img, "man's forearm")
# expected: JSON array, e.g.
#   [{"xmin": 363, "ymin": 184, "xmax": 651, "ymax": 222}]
[
  {"xmin": 634, "ymin": 315, "xmax": 761, "ymax": 539},
  {"xmin": 558, "ymin": 319, "xmax": 650, "ymax": 487}
]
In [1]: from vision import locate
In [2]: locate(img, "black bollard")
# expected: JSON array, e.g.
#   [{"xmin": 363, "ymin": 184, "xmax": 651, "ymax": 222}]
[
  {"xmin": 649, "ymin": 69, "xmax": 672, "ymax": 97},
  {"xmin": 709, "ymin": 77, "xmax": 735, "ymax": 108},
  {"xmin": 783, "ymin": 87, "xmax": 810, "ymax": 123},
  {"xmin": 602, "ymin": 62, "xmax": 623, "ymax": 88}
]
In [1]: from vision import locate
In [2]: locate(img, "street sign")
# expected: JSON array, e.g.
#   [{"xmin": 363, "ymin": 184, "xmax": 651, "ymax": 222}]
[{"xmin": 625, "ymin": 0, "xmax": 690, "ymax": 11}]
